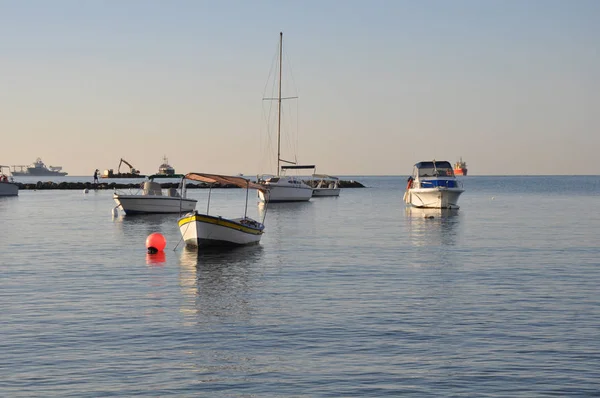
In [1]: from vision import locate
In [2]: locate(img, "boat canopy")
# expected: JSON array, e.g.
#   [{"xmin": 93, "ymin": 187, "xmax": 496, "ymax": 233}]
[
  {"xmin": 185, "ymin": 173, "xmax": 265, "ymax": 191},
  {"xmin": 414, "ymin": 161, "xmax": 454, "ymax": 178},
  {"xmin": 312, "ymin": 174, "xmax": 339, "ymax": 180},
  {"xmin": 415, "ymin": 161, "xmax": 452, "ymax": 169},
  {"xmin": 148, "ymin": 173, "xmax": 186, "ymax": 179},
  {"xmin": 281, "ymin": 165, "xmax": 316, "ymax": 170}
]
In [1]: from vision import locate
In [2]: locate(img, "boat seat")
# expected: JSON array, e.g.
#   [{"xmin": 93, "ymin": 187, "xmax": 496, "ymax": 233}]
[
  {"xmin": 168, "ymin": 188, "xmax": 180, "ymax": 197},
  {"xmin": 143, "ymin": 181, "xmax": 163, "ymax": 196}
]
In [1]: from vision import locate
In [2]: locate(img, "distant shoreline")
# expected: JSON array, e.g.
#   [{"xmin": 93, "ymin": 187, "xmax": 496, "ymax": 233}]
[{"xmin": 13, "ymin": 179, "xmax": 365, "ymax": 191}]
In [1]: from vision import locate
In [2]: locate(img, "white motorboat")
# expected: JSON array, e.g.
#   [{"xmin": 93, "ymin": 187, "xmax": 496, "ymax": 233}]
[
  {"xmin": 178, "ymin": 173, "xmax": 266, "ymax": 248},
  {"xmin": 257, "ymin": 32, "xmax": 315, "ymax": 203},
  {"xmin": 114, "ymin": 177, "xmax": 197, "ymax": 215},
  {"xmin": 0, "ymin": 166, "xmax": 18, "ymax": 196},
  {"xmin": 404, "ymin": 160, "xmax": 464, "ymax": 209},
  {"xmin": 311, "ymin": 174, "xmax": 340, "ymax": 197}
]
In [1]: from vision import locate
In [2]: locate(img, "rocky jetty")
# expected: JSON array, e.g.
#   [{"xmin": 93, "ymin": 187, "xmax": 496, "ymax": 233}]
[
  {"xmin": 15, "ymin": 179, "xmax": 365, "ymax": 190},
  {"xmin": 334, "ymin": 180, "xmax": 365, "ymax": 188}
]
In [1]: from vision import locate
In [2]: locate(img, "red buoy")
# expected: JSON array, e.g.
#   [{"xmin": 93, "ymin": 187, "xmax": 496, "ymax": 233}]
[{"xmin": 146, "ymin": 232, "xmax": 166, "ymax": 252}]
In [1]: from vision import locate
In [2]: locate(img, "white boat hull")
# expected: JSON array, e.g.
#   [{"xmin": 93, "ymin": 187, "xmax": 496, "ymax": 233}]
[
  {"xmin": 258, "ymin": 185, "xmax": 313, "ymax": 203},
  {"xmin": 178, "ymin": 212, "xmax": 263, "ymax": 247},
  {"xmin": 312, "ymin": 187, "xmax": 340, "ymax": 197},
  {"xmin": 114, "ymin": 194, "xmax": 197, "ymax": 214},
  {"xmin": 404, "ymin": 187, "xmax": 463, "ymax": 209},
  {"xmin": 0, "ymin": 182, "xmax": 19, "ymax": 197}
]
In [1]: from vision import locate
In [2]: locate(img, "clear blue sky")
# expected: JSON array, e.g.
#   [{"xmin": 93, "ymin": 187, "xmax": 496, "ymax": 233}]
[{"xmin": 1, "ymin": 0, "xmax": 599, "ymax": 175}]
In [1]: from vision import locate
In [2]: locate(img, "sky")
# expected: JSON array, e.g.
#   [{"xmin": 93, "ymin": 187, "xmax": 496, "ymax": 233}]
[{"xmin": 1, "ymin": 0, "xmax": 599, "ymax": 176}]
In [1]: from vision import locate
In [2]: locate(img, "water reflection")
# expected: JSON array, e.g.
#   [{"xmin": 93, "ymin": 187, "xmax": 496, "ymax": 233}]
[
  {"xmin": 146, "ymin": 251, "xmax": 166, "ymax": 266},
  {"xmin": 258, "ymin": 200, "xmax": 314, "ymax": 245},
  {"xmin": 257, "ymin": 200, "xmax": 312, "ymax": 219},
  {"xmin": 179, "ymin": 246, "xmax": 264, "ymax": 323},
  {"xmin": 405, "ymin": 207, "xmax": 460, "ymax": 246}
]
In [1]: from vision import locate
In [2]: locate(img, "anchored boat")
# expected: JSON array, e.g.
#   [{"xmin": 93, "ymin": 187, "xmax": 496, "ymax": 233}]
[
  {"xmin": 113, "ymin": 176, "xmax": 197, "ymax": 215},
  {"xmin": 178, "ymin": 173, "xmax": 266, "ymax": 248},
  {"xmin": 258, "ymin": 165, "xmax": 315, "ymax": 202},
  {"xmin": 257, "ymin": 32, "xmax": 314, "ymax": 203},
  {"xmin": 404, "ymin": 160, "xmax": 464, "ymax": 209},
  {"xmin": 310, "ymin": 174, "xmax": 340, "ymax": 197},
  {"xmin": 0, "ymin": 166, "xmax": 18, "ymax": 196},
  {"xmin": 454, "ymin": 157, "xmax": 468, "ymax": 176},
  {"xmin": 157, "ymin": 156, "xmax": 175, "ymax": 176},
  {"xmin": 11, "ymin": 158, "xmax": 68, "ymax": 176}
]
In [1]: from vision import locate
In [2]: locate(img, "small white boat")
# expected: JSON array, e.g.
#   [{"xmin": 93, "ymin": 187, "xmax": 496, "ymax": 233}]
[
  {"xmin": 0, "ymin": 166, "xmax": 18, "ymax": 197},
  {"xmin": 311, "ymin": 174, "xmax": 340, "ymax": 197},
  {"xmin": 178, "ymin": 173, "xmax": 266, "ymax": 248},
  {"xmin": 114, "ymin": 177, "xmax": 197, "ymax": 215},
  {"xmin": 404, "ymin": 160, "xmax": 464, "ymax": 209}
]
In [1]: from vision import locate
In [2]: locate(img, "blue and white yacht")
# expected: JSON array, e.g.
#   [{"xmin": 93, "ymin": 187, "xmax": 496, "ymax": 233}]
[{"xmin": 404, "ymin": 160, "xmax": 464, "ymax": 209}]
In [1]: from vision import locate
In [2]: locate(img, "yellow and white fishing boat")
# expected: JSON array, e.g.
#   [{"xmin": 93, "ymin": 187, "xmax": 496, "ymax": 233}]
[{"xmin": 178, "ymin": 173, "xmax": 267, "ymax": 248}]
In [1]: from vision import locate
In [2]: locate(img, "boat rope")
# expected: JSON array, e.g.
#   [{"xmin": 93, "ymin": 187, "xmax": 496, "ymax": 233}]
[
  {"xmin": 260, "ymin": 194, "xmax": 270, "ymax": 224},
  {"xmin": 173, "ymin": 220, "xmax": 192, "ymax": 251}
]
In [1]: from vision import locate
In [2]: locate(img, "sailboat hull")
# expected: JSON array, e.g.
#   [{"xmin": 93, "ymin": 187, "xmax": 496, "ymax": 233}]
[{"xmin": 258, "ymin": 185, "xmax": 313, "ymax": 202}]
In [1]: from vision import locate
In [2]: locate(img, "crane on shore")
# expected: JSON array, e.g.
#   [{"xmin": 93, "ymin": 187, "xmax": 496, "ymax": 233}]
[{"xmin": 118, "ymin": 158, "xmax": 141, "ymax": 175}]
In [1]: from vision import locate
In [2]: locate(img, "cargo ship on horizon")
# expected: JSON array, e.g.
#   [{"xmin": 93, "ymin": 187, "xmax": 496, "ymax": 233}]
[
  {"xmin": 454, "ymin": 158, "xmax": 468, "ymax": 176},
  {"xmin": 11, "ymin": 158, "xmax": 68, "ymax": 176}
]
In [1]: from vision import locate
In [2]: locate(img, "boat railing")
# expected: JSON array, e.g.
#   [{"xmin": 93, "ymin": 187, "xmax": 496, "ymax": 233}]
[
  {"xmin": 113, "ymin": 180, "xmax": 146, "ymax": 196},
  {"xmin": 114, "ymin": 183, "xmax": 185, "ymax": 198},
  {"xmin": 114, "ymin": 186, "xmax": 144, "ymax": 196}
]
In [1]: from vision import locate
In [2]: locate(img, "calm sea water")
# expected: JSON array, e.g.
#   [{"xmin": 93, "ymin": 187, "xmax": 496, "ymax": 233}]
[{"xmin": 1, "ymin": 176, "xmax": 599, "ymax": 397}]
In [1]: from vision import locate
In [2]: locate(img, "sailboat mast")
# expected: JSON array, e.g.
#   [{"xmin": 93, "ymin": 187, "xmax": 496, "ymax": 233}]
[
  {"xmin": 244, "ymin": 181, "xmax": 249, "ymax": 218},
  {"xmin": 277, "ymin": 32, "xmax": 283, "ymax": 177}
]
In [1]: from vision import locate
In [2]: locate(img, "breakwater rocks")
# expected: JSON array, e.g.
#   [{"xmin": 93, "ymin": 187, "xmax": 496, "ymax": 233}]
[
  {"xmin": 15, "ymin": 179, "xmax": 365, "ymax": 190},
  {"xmin": 332, "ymin": 180, "xmax": 365, "ymax": 188}
]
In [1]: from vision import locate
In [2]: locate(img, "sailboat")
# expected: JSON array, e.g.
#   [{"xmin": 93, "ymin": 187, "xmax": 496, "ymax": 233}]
[{"xmin": 257, "ymin": 32, "xmax": 314, "ymax": 203}]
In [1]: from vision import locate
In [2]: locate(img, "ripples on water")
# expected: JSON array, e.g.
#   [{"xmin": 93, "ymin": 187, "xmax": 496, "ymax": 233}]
[{"xmin": 1, "ymin": 176, "xmax": 600, "ymax": 396}]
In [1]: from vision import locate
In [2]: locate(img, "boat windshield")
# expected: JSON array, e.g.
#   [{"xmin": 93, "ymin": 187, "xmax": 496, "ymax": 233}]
[
  {"xmin": 414, "ymin": 161, "xmax": 454, "ymax": 178},
  {"xmin": 417, "ymin": 167, "xmax": 454, "ymax": 177}
]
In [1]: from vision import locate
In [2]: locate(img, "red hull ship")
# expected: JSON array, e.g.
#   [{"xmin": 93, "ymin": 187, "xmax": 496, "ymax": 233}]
[{"xmin": 454, "ymin": 158, "xmax": 468, "ymax": 176}]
